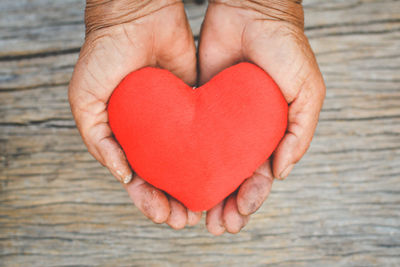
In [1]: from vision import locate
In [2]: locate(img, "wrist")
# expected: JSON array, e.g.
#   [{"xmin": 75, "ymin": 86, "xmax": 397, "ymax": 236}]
[
  {"xmin": 209, "ymin": 0, "xmax": 304, "ymax": 29},
  {"xmin": 85, "ymin": 0, "xmax": 182, "ymax": 35}
]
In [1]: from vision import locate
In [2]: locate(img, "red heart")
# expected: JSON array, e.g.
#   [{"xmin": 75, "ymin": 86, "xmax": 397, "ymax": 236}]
[{"xmin": 108, "ymin": 63, "xmax": 287, "ymax": 211}]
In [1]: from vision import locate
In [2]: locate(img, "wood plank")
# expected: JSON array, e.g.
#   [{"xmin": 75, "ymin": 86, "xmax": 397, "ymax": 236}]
[{"xmin": 1, "ymin": 0, "xmax": 400, "ymax": 266}]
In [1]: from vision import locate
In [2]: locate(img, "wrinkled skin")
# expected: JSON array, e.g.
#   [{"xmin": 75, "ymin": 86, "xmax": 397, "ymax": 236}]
[
  {"xmin": 199, "ymin": 1, "xmax": 326, "ymax": 235},
  {"xmin": 68, "ymin": 0, "xmax": 325, "ymax": 235},
  {"xmin": 69, "ymin": 1, "xmax": 201, "ymax": 229}
]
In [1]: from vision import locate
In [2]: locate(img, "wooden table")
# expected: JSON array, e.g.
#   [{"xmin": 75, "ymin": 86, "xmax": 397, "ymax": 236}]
[{"xmin": 1, "ymin": 0, "xmax": 400, "ymax": 266}]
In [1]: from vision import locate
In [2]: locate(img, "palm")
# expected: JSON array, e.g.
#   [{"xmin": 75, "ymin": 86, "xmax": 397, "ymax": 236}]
[
  {"xmin": 70, "ymin": 1, "xmax": 325, "ymax": 235},
  {"xmin": 69, "ymin": 3, "xmax": 201, "ymax": 229},
  {"xmin": 199, "ymin": 3, "xmax": 325, "ymax": 235}
]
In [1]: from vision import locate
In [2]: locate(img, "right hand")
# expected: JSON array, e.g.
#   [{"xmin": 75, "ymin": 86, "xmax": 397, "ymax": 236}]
[
  {"xmin": 68, "ymin": 0, "xmax": 202, "ymax": 229},
  {"xmin": 198, "ymin": 0, "xmax": 326, "ymax": 235}
]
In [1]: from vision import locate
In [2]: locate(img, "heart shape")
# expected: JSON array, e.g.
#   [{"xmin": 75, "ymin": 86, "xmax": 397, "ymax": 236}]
[{"xmin": 108, "ymin": 63, "xmax": 287, "ymax": 211}]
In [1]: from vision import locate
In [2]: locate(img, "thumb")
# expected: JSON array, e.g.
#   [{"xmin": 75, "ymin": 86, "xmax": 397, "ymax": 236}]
[
  {"xmin": 272, "ymin": 72, "xmax": 325, "ymax": 179},
  {"xmin": 241, "ymin": 22, "xmax": 326, "ymax": 179}
]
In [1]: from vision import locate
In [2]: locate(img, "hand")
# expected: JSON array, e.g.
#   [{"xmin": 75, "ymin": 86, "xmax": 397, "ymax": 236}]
[
  {"xmin": 199, "ymin": 0, "xmax": 326, "ymax": 235},
  {"xmin": 69, "ymin": 0, "xmax": 202, "ymax": 229}
]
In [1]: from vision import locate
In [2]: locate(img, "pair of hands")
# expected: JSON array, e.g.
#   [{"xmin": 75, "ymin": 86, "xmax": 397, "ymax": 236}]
[{"xmin": 69, "ymin": 0, "xmax": 325, "ymax": 235}]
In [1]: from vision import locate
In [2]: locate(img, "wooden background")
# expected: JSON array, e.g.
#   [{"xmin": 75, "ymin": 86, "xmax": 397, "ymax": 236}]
[{"xmin": 1, "ymin": 0, "xmax": 400, "ymax": 266}]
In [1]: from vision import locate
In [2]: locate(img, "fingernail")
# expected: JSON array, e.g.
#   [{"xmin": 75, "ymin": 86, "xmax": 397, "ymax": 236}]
[
  {"xmin": 279, "ymin": 164, "xmax": 294, "ymax": 180},
  {"xmin": 123, "ymin": 173, "xmax": 133, "ymax": 184}
]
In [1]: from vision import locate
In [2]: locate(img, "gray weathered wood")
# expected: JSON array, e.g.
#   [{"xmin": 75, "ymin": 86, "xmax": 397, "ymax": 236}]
[{"xmin": 1, "ymin": 0, "xmax": 400, "ymax": 266}]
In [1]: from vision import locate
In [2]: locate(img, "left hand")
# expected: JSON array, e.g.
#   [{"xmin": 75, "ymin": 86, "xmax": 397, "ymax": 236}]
[
  {"xmin": 69, "ymin": 0, "xmax": 202, "ymax": 230},
  {"xmin": 199, "ymin": 0, "xmax": 326, "ymax": 235}
]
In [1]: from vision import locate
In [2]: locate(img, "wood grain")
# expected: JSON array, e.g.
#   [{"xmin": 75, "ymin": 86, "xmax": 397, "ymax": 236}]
[{"xmin": 1, "ymin": 0, "xmax": 400, "ymax": 266}]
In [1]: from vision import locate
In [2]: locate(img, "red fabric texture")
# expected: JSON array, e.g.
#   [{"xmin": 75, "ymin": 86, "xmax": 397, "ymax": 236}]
[{"xmin": 108, "ymin": 62, "xmax": 288, "ymax": 211}]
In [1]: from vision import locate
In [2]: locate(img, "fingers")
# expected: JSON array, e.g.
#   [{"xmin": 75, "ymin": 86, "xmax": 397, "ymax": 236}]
[
  {"xmin": 272, "ymin": 79, "xmax": 325, "ymax": 179},
  {"xmin": 164, "ymin": 195, "xmax": 203, "ymax": 229},
  {"xmin": 166, "ymin": 196, "xmax": 188, "ymax": 229},
  {"xmin": 69, "ymin": 4, "xmax": 201, "ymax": 230},
  {"xmin": 68, "ymin": 31, "xmax": 149, "ymax": 183},
  {"xmin": 223, "ymin": 194, "xmax": 250, "ymax": 234},
  {"xmin": 205, "ymin": 162, "xmax": 273, "ymax": 235},
  {"xmin": 262, "ymin": 35, "xmax": 326, "ymax": 179},
  {"xmin": 125, "ymin": 176, "xmax": 170, "ymax": 224},
  {"xmin": 187, "ymin": 210, "xmax": 203, "ymax": 226},
  {"xmin": 237, "ymin": 161, "xmax": 274, "ymax": 216},
  {"xmin": 206, "ymin": 201, "xmax": 226, "ymax": 236},
  {"xmin": 68, "ymin": 83, "xmax": 133, "ymax": 184},
  {"xmin": 241, "ymin": 22, "xmax": 326, "ymax": 180},
  {"xmin": 165, "ymin": 198, "xmax": 203, "ymax": 229},
  {"xmin": 206, "ymin": 194, "xmax": 252, "ymax": 236},
  {"xmin": 95, "ymin": 135, "xmax": 134, "ymax": 184},
  {"xmin": 127, "ymin": 179, "xmax": 202, "ymax": 228}
]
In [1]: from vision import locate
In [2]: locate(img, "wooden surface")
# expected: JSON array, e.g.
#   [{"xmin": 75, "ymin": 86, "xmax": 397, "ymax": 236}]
[{"xmin": 1, "ymin": 0, "xmax": 400, "ymax": 266}]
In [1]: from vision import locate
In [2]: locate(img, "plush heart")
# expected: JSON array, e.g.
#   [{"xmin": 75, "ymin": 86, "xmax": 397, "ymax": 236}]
[{"xmin": 108, "ymin": 62, "xmax": 288, "ymax": 211}]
